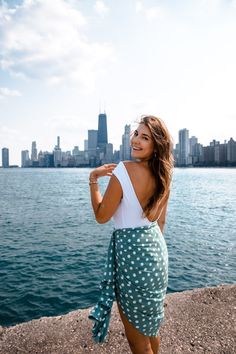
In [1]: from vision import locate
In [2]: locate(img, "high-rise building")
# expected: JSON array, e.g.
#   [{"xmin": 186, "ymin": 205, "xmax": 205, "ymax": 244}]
[
  {"xmin": 84, "ymin": 140, "xmax": 88, "ymax": 151},
  {"xmin": 88, "ymin": 130, "xmax": 98, "ymax": 149},
  {"xmin": 44, "ymin": 153, "xmax": 54, "ymax": 167},
  {"xmin": 227, "ymin": 138, "xmax": 236, "ymax": 163},
  {"xmin": 74, "ymin": 151, "xmax": 89, "ymax": 167},
  {"xmin": 113, "ymin": 150, "xmax": 120, "ymax": 163},
  {"xmin": 189, "ymin": 136, "xmax": 198, "ymax": 165},
  {"xmin": 88, "ymin": 130, "xmax": 98, "ymax": 161},
  {"xmin": 193, "ymin": 143, "xmax": 203, "ymax": 165},
  {"xmin": 120, "ymin": 124, "xmax": 131, "ymax": 160},
  {"xmin": 97, "ymin": 112, "xmax": 108, "ymax": 150},
  {"xmin": 214, "ymin": 142, "xmax": 227, "ymax": 165},
  {"xmin": 210, "ymin": 139, "xmax": 220, "ymax": 147},
  {"xmin": 2, "ymin": 148, "xmax": 9, "ymax": 168},
  {"xmin": 189, "ymin": 136, "xmax": 198, "ymax": 155},
  {"xmin": 53, "ymin": 136, "xmax": 62, "ymax": 167},
  {"xmin": 119, "ymin": 144, "xmax": 122, "ymax": 161},
  {"xmin": 202, "ymin": 140, "xmax": 217, "ymax": 165},
  {"xmin": 72, "ymin": 146, "xmax": 79, "ymax": 156},
  {"xmin": 173, "ymin": 143, "xmax": 179, "ymax": 165},
  {"xmin": 178, "ymin": 129, "xmax": 189, "ymax": 166},
  {"xmin": 104, "ymin": 143, "xmax": 114, "ymax": 163},
  {"xmin": 38, "ymin": 151, "xmax": 44, "ymax": 167},
  {"xmin": 31, "ymin": 141, "xmax": 38, "ymax": 161},
  {"xmin": 21, "ymin": 150, "xmax": 30, "ymax": 167}
]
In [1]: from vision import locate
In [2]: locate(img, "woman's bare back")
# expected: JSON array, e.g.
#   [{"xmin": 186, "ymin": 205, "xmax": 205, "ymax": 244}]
[{"xmin": 123, "ymin": 161, "xmax": 160, "ymax": 222}]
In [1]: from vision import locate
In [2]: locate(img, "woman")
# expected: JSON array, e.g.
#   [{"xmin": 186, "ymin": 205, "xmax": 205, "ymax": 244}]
[{"xmin": 88, "ymin": 115, "xmax": 173, "ymax": 354}]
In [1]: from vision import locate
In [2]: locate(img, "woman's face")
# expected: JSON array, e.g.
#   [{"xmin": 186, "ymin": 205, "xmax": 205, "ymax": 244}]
[{"xmin": 130, "ymin": 123, "xmax": 155, "ymax": 161}]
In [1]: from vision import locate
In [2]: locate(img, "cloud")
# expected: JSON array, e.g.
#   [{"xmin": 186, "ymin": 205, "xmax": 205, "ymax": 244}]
[
  {"xmin": 0, "ymin": 87, "xmax": 22, "ymax": 98},
  {"xmin": 0, "ymin": 0, "xmax": 114, "ymax": 91},
  {"xmin": 145, "ymin": 6, "xmax": 163, "ymax": 21},
  {"xmin": 231, "ymin": 0, "xmax": 236, "ymax": 8},
  {"xmin": 135, "ymin": 1, "xmax": 143, "ymax": 13},
  {"xmin": 94, "ymin": 0, "xmax": 109, "ymax": 16},
  {"xmin": 135, "ymin": 0, "xmax": 236, "ymax": 20},
  {"xmin": 135, "ymin": 1, "xmax": 165, "ymax": 21}
]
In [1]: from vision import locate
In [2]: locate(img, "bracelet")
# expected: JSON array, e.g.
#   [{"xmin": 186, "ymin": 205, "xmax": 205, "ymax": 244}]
[
  {"xmin": 89, "ymin": 181, "xmax": 98, "ymax": 185},
  {"xmin": 89, "ymin": 175, "xmax": 98, "ymax": 185}
]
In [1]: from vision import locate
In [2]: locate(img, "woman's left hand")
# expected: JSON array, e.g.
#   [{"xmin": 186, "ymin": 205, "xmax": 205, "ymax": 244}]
[{"xmin": 90, "ymin": 163, "xmax": 117, "ymax": 179}]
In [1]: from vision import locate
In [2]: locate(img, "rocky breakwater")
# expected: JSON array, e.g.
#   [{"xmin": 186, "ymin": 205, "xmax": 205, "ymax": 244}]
[{"xmin": 0, "ymin": 284, "xmax": 235, "ymax": 354}]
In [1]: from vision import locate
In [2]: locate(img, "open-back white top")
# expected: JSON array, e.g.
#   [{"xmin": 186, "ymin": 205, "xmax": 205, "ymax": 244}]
[{"xmin": 112, "ymin": 161, "xmax": 154, "ymax": 229}]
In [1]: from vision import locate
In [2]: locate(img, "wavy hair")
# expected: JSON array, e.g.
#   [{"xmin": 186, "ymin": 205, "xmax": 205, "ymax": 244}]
[{"xmin": 138, "ymin": 115, "xmax": 174, "ymax": 217}]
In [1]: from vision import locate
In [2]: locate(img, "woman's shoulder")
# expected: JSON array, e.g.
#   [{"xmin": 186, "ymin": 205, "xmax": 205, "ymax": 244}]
[
  {"xmin": 122, "ymin": 160, "xmax": 132, "ymax": 164},
  {"xmin": 122, "ymin": 161, "xmax": 141, "ymax": 175},
  {"xmin": 122, "ymin": 160, "xmax": 147, "ymax": 173},
  {"xmin": 122, "ymin": 160, "xmax": 138, "ymax": 169},
  {"xmin": 112, "ymin": 161, "xmax": 129, "ymax": 177}
]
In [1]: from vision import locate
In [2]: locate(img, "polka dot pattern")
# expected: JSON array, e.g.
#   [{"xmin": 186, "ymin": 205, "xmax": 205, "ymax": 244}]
[{"xmin": 88, "ymin": 222, "xmax": 168, "ymax": 343}]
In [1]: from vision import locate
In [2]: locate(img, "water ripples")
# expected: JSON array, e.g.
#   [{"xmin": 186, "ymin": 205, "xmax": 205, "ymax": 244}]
[{"xmin": 0, "ymin": 167, "xmax": 236, "ymax": 326}]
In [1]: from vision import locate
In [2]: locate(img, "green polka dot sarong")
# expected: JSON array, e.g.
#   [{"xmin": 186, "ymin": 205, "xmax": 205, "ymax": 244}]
[{"xmin": 88, "ymin": 222, "xmax": 168, "ymax": 343}]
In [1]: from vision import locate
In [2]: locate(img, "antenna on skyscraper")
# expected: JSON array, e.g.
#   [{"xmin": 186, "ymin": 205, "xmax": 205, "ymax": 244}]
[{"xmin": 99, "ymin": 100, "xmax": 101, "ymax": 114}]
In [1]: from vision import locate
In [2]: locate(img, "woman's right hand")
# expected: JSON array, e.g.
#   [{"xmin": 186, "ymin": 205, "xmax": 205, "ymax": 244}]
[{"xmin": 90, "ymin": 163, "xmax": 117, "ymax": 180}]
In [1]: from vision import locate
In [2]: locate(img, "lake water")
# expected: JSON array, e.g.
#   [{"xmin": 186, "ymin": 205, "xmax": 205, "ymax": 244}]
[{"xmin": 0, "ymin": 167, "xmax": 235, "ymax": 326}]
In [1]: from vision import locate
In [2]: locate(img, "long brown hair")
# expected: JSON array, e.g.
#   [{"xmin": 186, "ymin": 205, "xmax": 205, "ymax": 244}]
[{"xmin": 138, "ymin": 115, "xmax": 174, "ymax": 217}]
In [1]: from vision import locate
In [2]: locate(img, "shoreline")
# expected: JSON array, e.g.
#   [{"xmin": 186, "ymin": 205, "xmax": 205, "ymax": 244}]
[
  {"xmin": 1, "ymin": 166, "xmax": 236, "ymax": 169},
  {"xmin": 0, "ymin": 283, "xmax": 235, "ymax": 353}
]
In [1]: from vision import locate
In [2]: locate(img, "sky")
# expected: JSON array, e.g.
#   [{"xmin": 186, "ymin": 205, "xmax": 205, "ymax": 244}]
[{"xmin": 0, "ymin": 0, "xmax": 236, "ymax": 166}]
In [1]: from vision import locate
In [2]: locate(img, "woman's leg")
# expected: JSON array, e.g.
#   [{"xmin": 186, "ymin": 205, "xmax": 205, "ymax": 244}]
[
  {"xmin": 117, "ymin": 303, "xmax": 155, "ymax": 354},
  {"xmin": 150, "ymin": 336, "xmax": 161, "ymax": 354}
]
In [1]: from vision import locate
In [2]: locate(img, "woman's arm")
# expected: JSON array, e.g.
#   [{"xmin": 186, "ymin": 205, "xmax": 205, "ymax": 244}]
[{"xmin": 89, "ymin": 164, "xmax": 123, "ymax": 224}]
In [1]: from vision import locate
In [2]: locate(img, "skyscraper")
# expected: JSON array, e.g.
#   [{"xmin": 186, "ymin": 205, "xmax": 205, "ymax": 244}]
[
  {"xmin": 2, "ymin": 148, "xmax": 9, "ymax": 168},
  {"xmin": 227, "ymin": 138, "xmax": 236, "ymax": 163},
  {"xmin": 189, "ymin": 136, "xmax": 198, "ymax": 156},
  {"xmin": 120, "ymin": 124, "xmax": 131, "ymax": 160},
  {"xmin": 31, "ymin": 141, "xmax": 38, "ymax": 161},
  {"xmin": 53, "ymin": 136, "xmax": 62, "ymax": 167},
  {"xmin": 189, "ymin": 136, "xmax": 198, "ymax": 165},
  {"xmin": 21, "ymin": 150, "xmax": 30, "ymax": 167},
  {"xmin": 178, "ymin": 129, "xmax": 189, "ymax": 166},
  {"xmin": 88, "ymin": 129, "xmax": 98, "ymax": 162},
  {"xmin": 97, "ymin": 112, "xmax": 108, "ymax": 149},
  {"xmin": 88, "ymin": 130, "xmax": 98, "ymax": 149},
  {"xmin": 84, "ymin": 140, "xmax": 88, "ymax": 151},
  {"xmin": 72, "ymin": 146, "xmax": 79, "ymax": 156}
]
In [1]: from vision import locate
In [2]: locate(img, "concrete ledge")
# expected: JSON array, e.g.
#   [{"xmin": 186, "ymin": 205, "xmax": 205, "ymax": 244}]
[{"xmin": 0, "ymin": 284, "xmax": 235, "ymax": 354}]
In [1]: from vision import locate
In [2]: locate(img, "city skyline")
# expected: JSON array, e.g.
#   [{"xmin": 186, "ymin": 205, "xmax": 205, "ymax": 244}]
[
  {"xmin": 1, "ymin": 1, "xmax": 236, "ymax": 166},
  {"xmin": 1, "ymin": 116, "xmax": 235, "ymax": 165},
  {"xmin": 1, "ymin": 118, "xmax": 235, "ymax": 167}
]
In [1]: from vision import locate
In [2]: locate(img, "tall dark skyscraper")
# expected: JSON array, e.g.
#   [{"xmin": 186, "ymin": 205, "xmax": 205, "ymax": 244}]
[
  {"xmin": 2, "ymin": 148, "xmax": 9, "ymax": 168},
  {"xmin": 31, "ymin": 141, "xmax": 37, "ymax": 161},
  {"xmin": 97, "ymin": 112, "xmax": 108, "ymax": 149}
]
